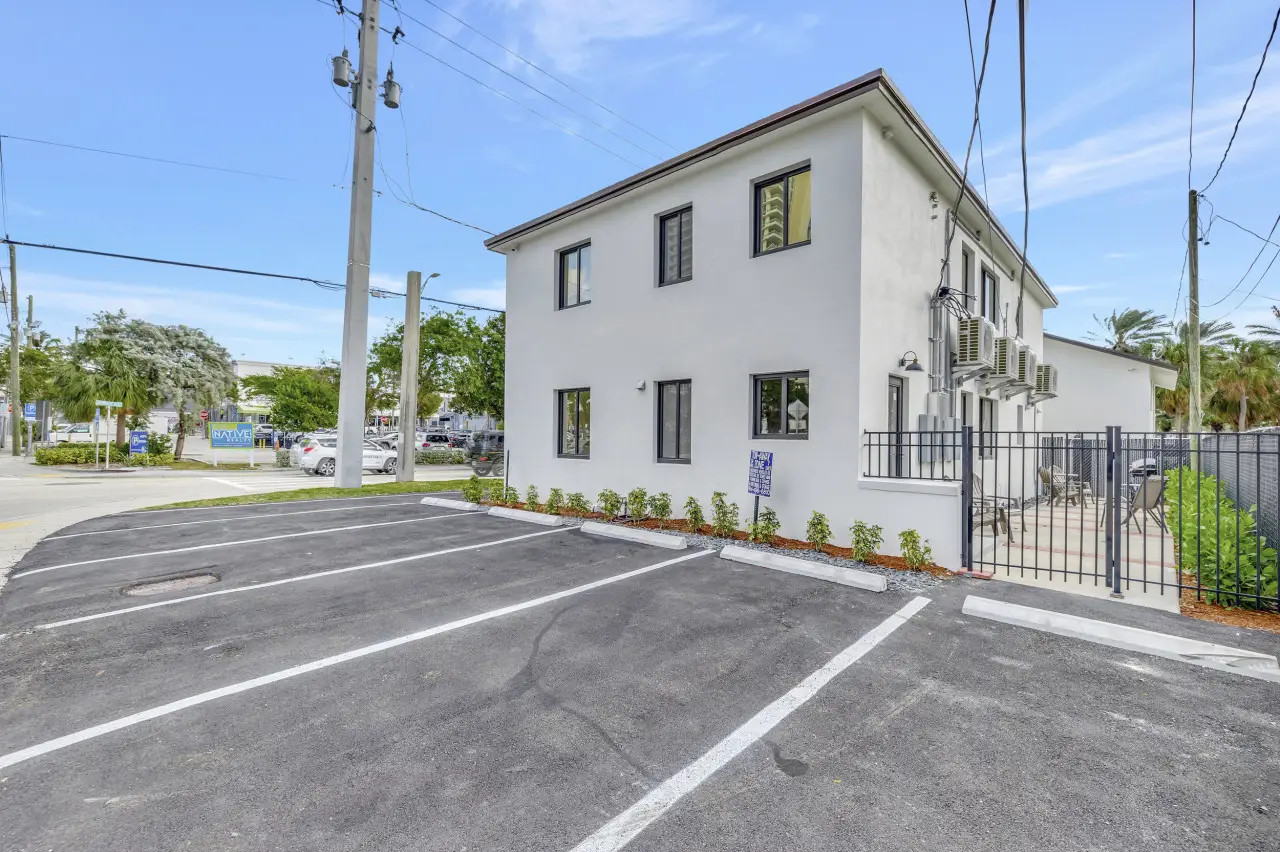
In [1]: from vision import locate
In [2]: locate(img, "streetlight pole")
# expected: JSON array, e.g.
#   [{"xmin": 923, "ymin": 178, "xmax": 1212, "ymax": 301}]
[
  {"xmin": 334, "ymin": 0, "xmax": 380, "ymax": 489},
  {"xmin": 397, "ymin": 271, "xmax": 421, "ymax": 482}
]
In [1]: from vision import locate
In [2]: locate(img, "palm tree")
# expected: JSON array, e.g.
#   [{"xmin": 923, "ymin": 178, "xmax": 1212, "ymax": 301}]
[
  {"xmin": 1246, "ymin": 306, "xmax": 1280, "ymax": 344},
  {"xmin": 1214, "ymin": 337, "xmax": 1280, "ymax": 431},
  {"xmin": 50, "ymin": 341, "xmax": 157, "ymax": 445},
  {"xmin": 1088, "ymin": 309, "xmax": 1167, "ymax": 354},
  {"xmin": 1154, "ymin": 320, "xmax": 1237, "ymax": 432}
]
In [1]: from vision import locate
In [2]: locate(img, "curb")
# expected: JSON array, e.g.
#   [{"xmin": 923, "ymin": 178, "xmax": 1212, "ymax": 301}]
[
  {"xmin": 488, "ymin": 506, "xmax": 565, "ymax": 526},
  {"xmin": 580, "ymin": 521, "xmax": 688, "ymax": 550},
  {"xmin": 718, "ymin": 545, "xmax": 887, "ymax": 593},
  {"xmin": 961, "ymin": 595, "xmax": 1280, "ymax": 683},
  {"xmin": 420, "ymin": 496, "xmax": 482, "ymax": 511}
]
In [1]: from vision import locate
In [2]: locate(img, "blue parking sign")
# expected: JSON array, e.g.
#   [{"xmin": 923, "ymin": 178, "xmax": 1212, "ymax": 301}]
[
  {"xmin": 748, "ymin": 450, "xmax": 773, "ymax": 497},
  {"xmin": 129, "ymin": 430, "xmax": 148, "ymax": 454},
  {"xmin": 23, "ymin": 402, "xmax": 36, "ymax": 421}
]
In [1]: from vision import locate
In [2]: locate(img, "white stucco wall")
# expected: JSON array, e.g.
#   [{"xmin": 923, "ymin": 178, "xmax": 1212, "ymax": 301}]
[
  {"xmin": 504, "ymin": 106, "xmax": 866, "ymax": 552},
  {"xmin": 1041, "ymin": 337, "xmax": 1163, "ymax": 433}
]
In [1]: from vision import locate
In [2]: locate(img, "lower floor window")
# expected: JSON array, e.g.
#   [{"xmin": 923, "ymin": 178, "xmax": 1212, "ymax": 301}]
[
  {"xmin": 658, "ymin": 380, "xmax": 691, "ymax": 462},
  {"xmin": 753, "ymin": 371, "xmax": 809, "ymax": 438},
  {"xmin": 978, "ymin": 396, "xmax": 996, "ymax": 458},
  {"xmin": 558, "ymin": 388, "xmax": 591, "ymax": 457}
]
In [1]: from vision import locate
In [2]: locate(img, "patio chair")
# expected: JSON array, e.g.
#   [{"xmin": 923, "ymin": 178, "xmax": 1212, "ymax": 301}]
[
  {"xmin": 1123, "ymin": 475, "xmax": 1168, "ymax": 532},
  {"xmin": 1039, "ymin": 466, "xmax": 1092, "ymax": 506},
  {"xmin": 971, "ymin": 472, "xmax": 1024, "ymax": 542},
  {"xmin": 1053, "ymin": 465, "xmax": 1096, "ymax": 507}
]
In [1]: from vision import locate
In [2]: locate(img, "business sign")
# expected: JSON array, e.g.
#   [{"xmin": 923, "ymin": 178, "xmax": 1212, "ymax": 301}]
[
  {"xmin": 129, "ymin": 430, "xmax": 148, "ymax": 454},
  {"xmin": 23, "ymin": 402, "xmax": 37, "ymax": 422},
  {"xmin": 748, "ymin": 450, "xmax": 773, "ymax": 497},
  {"xmin": 209, "ymin": 422, "xmax": 253, "ymax": 449}
]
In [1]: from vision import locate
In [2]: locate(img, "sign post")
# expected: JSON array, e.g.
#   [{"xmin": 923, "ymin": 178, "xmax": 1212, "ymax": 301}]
[
  {"xmin": 747, "ymin": 450, "xmax": 773, "ymax": 525},
  {"xmin": 209, "ymin": 422, "xmax": 253, "ymax": 468},
  {"xmin": 95, "ymin": 400, "xmax": 122, "ymax": 469}
]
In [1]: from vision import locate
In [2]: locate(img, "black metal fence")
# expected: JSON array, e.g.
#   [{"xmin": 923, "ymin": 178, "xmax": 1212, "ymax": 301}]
[{"xmin": 864, "ymin": 427, "xmax": 1280, "ymax": 610}]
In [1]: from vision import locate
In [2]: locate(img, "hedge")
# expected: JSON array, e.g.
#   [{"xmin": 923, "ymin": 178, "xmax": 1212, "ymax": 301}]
[
  {"xmin": 35, "ymin": 445, "xmax": 174, "ymax": 467},
  {"xmin": 1165, "ymin": 467, "xmax": 1279, "ymax": 609},
  {"xmin": 414, "ymin": 449, "xmax": 468, "ymax": 465}
]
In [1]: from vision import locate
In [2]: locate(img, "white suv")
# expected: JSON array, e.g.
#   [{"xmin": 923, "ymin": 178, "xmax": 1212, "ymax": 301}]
[{"xmin": 296, "ymin": 437, "xmax": 399, "ymax": 476}]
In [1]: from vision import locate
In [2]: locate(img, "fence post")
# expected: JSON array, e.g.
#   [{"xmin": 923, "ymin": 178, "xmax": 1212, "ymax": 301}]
[
  {"xmin": 1108, "ymin": 426, "xmax": 1124, "ymax": 598},
  {"xmin": 961, "ymin": 425, "xmax": 974, "ymax": 570}
]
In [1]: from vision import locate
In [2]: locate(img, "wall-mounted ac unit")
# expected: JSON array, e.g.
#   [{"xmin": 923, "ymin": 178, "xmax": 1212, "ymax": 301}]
[
  {"xmin": 991, "ymin": 337, "xmax": 1019, "ymax": 382},
  {"xmin": 1015, "ymin": 345, "xmax": 1038, "ymax": 388},
  {"xmin": 955, "ymin": 317, "xmax": 996, "ymax": 370},
  {"xmin": 1035, "ymin": 364, "xmax": 1059, "ymax": 397}
]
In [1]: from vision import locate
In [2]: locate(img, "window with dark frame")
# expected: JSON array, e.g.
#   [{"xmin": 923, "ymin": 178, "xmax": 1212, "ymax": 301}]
[
  {"xmin": 961, "ymin": 247, "xmax": 973, "ymax": 303},
  {"xmin": 558, "ymin": 243, "xmax": 592, "ymax": 309},
  {"xmin": 657, "ymin": 380, "xmax": 692, "ymax": 462},
  {"xmin": 754, "ymin": 166, "xmax": 811, "ymax": 255},
  {"xmin": 978, "ymin": 396, "xmax": 996, "ymax": 459},
  {"xmin": 753, "ymin": 371, "xmax": 809, "ymax": 439},
  {"xmin": 658, "ymin": 208, "xmax": 693, "ymax": 285},
  {"xmin": 981, "ymin": 267, "xmax": 999, "ymax": 325},
  {"xmin": 557, "ymin": 388, "xmax": 591, "ymax": 457}
]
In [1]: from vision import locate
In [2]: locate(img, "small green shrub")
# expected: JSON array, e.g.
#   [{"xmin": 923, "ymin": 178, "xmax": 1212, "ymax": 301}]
[
  {"xmin": 35, "ymin": 444, "xmax": 128, "ymax": 466},
  {"xmin": 710, "ymin": 491, "xmax": 740, "ymax": 537},
  {"xmin": 275, "ymin": 449, "xmax": 292, "ymax": 468},
  {"xmin": 899, "ymin": 529, "xmax": 933, "ymax": 569},
  {"xmin": 146, "ymin": 432, "xmax": 173, "ymax": 455},
  {"xmin": 525, "ymin": 484, "xmax": 540, "ymax": 510},
  {"xmin": 597, "ymin": 489, "xmax": 623, "ymax": 521},
  {"xmin": 545, "ymin": 487, "xmax": 564, "ymax": 515},
  {"xmin": 461, "ymin": 476, "xmax": 485, "ymax": 503},
  {"xmin": 626, "ymin": 487, "xmax": 648, "ymax": 519},
  {"xmin": 566, "ymin": 492, "xmax": 591, "ymax": 514},
  {"xmin": 482, "ymin": 478, "xmax": 504, "ymax": 503},
  {"xmin": 503, "ymin": 485, "xmax": 520, "ymax": 505},
  {"xmin": 648, "ymin": 492, "xmax": 673, "ymax": 525},
  {"xmin": 806, "ymin": 511, "xmax": 832, "ymax": 551},
  {"xmin": 747, "ymin": 506, "xmax": 781, "ymax": 543},
  {"xmin": 415, "ymin": 448, "xmax": 468, "ymax": 465},
  {"xmin": 128, "ymin": 452, "xmax": 175, "ymax": 467},
  {"xmin": 850, "ymin": 521, "xmax": 884, "ymax": 563},
  {"xmin": 683, "ymin": 496, "xmax": 705, "ymax": 532}
]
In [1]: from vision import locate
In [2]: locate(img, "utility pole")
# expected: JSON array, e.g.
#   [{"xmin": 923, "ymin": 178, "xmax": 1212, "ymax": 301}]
[
  {"xmin": 1187, "ymin": 189, "xmax": 1202, "ymax": 436},
  {"xmin": 8, "ymin": 244, "xmax": 19, "ymax": 457},
  {"xmin": 334, "ymin": 0, "xmax": 380, "ymax": 489},
  {"xmin": 396, "ymin": 271, "xmax": 422, "ymax": 482}
]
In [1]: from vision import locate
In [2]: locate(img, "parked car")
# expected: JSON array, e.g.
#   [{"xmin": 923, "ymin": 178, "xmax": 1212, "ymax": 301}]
[
  {"xmin": 296, "ymin": 436, "xmax": 399, "ymax": 476},
  {"xmin": 52, "ymin": 423, "xmax": 110, "ymax": 444},
  {"xmin": 468, "ymin": 430, "xmax": 505, "ymax": 476}
]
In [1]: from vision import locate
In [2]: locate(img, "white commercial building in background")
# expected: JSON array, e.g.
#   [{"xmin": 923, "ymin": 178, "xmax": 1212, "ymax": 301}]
[
  {"xmin": 1041, "ymin": 334, "xmax": 1178, "ymax": 434},
  {"xmin": 486, "ymin": 71, "xmax": 1060, "ymax": 569}
]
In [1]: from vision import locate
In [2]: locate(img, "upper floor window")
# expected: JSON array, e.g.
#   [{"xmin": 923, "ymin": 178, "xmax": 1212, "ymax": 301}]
[
  {"xmin": 658, "ymin": 207, "xmax": 693, "ymax": 285},
  {"xmin": 961, "ymin": 247, "xmax": 973, "ymax": 304},
  {"xmin": 754, "ymin": 166, "xmax": 811, "ymax": 255},
  {"xmin": 558, "ymin": 242, "xmax": 592, "ymax": 309},
  {"xmin": 753, "ymin": 371, "xmax": 809, "ymax": 439},
  {"xmin": 981, "ymin": 267, "xmax": 999, "ymax": 325}
]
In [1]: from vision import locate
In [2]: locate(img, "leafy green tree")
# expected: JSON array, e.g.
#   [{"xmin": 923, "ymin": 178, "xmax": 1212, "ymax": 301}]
[
  {"xmin": 451, "ymin": 312, "xmax": 505, "ymax": 421},
  {"xmin": 367, "ymin": 311, "xmax": 469, "ymax": 424},
  {"xmin": 1247, "ymin": 306, "xmax": 1280, "ymax": 344},
  {"xmin": 242, "ymin": 366, "xmax": 340, "ymax": 434},
  {"xmin": 1088, "ymin": 309, "xmax": 1167, "ymax": 354},
  {"xmin": 1212, "ymin": 337, "xmax": 1279, "ymax": 431},
  {"xmin": 153, "ymin": 325, "xmax": 236, "ymax": 459},
  {"xmin": 1, "ymin": 334, "xmax": 65, "ymax": 416},
  {"xmin": 50, "ymin": 312, "xmax": 161, "ymax": 444}
]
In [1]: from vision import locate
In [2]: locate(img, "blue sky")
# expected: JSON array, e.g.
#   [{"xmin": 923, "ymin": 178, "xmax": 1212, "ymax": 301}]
[{"xmin": 3, "ymin": 0, "xmax": 1278, "ymax": 363}]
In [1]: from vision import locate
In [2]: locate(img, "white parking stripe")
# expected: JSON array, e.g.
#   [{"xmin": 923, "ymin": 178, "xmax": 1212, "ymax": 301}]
[
  {"xmin": 15, "ymin": 512, "xmax": 479, "ymax": 578},
  {"xmin": 37, "ymin": 527, "xmax": 572, "ymax": 629},
  {"xmin": 120, "ymin": 494, "xmax": 441, "ymax": 516},
  {"xmin": 568, "ymin": 596, "xmax": 932, "ymax": 852},
  {"xmin": 45, "ymin": 500, "xmax": 427, "ymax": 540},
  {"xmin": 0, "ymin": 548, "xmax": 713, "ymax": 772}
]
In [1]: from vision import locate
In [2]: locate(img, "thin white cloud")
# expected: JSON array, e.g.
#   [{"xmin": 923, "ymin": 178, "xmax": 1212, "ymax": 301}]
[
  {"xmin": 447, "ymin": 283, "xmax": 506, "ymax": 310},
  {"xmin": 1102, "ymin": 252, "xmax": 1135, "ymax": 260},
  {"xmin": 1052, "ymin": 285, "xmax": 1095, "ymax": 294}
]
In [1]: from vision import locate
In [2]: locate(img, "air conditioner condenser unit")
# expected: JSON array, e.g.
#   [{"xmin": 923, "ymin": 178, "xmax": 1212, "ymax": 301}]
[
  {"xmin": 955, "ymin": 317, "xmax": 997, "ymax": 370},
  {"xmin": 1015, "ymin": 345, "xmax": 1039, "ymax": 388},
  {"xmin": 1035, "ymin": 364, "xmax": 1059, "ymax": 398}
]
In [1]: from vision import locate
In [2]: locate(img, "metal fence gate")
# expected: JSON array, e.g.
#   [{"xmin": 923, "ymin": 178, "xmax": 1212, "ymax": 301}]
[{"xmin": 865, "ymin": 426, "xmax": 1280, "ymax": 611}]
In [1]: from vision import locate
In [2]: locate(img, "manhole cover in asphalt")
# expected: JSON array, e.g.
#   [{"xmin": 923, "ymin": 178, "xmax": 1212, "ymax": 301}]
[{"xmin": 124, "ymin": 573, "xmax": 219, "ymax": 596}]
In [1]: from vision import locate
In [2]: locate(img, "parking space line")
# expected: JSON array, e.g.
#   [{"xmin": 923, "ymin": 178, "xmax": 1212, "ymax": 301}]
[
  {"xmin": 568, "ymin": 596, "xmax": 932, "ymax": 852},
  {"xmin": 119, "ymin": 494, "xmax": 443, "ymax": 516},
  {"xmin": 0, "ymin": 548, "xmax": 713, "ymax": 772},
  {"xmin": 37, "ymin": 527, "xmax": 573, "ymax": 629},
  {"xmin": 206, "ymin": 477, "xmax": 255, "ymax": 491},
  {"xmin": 45, "ymin": 500, "xmax": 429, "ymax": 540},
  {"xmin": 15, "ymin": 512, "xmax": 480, "ymax": 578}
]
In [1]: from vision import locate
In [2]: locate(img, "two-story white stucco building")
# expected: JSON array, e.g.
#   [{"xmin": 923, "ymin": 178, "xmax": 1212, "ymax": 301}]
[{"xmin": 485, "ymin": 70, "xmax": 1063, "ymax": 569}]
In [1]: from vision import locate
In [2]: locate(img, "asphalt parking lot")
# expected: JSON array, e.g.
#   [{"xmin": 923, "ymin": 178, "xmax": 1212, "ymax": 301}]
[{"xmin": 1, "ymin": 493, "xmax": 1277, "ymax": 851}]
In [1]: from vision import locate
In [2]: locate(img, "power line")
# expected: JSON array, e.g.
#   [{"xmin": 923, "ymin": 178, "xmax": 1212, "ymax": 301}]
[
  {"xmin": 963, "ymin": 0, "xmax": 996, "ymax": 301},
  {"xmin": 1200, "ymin": 3, "xmax": 1280, "ymax": 192},
  {"xmin": 1209, "ymin": 211, "xmax": 1280, "ymax": 249},
  {"xmin": 1203, "ymin": 210, "xmax": 1280, "ymax": 308},
  {"xmin": 0, "ymin": 236, "xmax": 504, "ymax": 312},
  {"xmin": 0, "ymin": 134, "xmax": 297, "ymax": 182},
  {"xmin": 388, "ymin": 0, "xmax": 663, "ymax": 161},
  {"xmin": 411, "ymin": 0, "xmax": 678, "ymax": 152},
  {"xmin": 1213, "ymin": 244, "xmax": 1280, "ymax": 321},
  {"xmin": 1171, "ymin": 243, "xmax": 1189, "ymax": 327}
]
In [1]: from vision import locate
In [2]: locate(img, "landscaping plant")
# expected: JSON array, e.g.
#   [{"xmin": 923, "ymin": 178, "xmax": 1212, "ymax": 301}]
[
  {"xmin": 626, "ymin": 487, "xmax": 649, "ymax": 519},
  {"xmin": 1165, "ymin": 467, "xmax": 1279, "ymax": 608},
  {"xmin": 747, "ymin": 506, "xmax": 781, "ymax": 544},
  {"xmin": 806, "ymin": 511, "xmax": 832, "ymax": 551},
  {"xmin": 710, "ymin": 491, "xmax": 740, "ymax": 537},
  {"xmin": 648, "ymin": 492, "xmax": 673, "ymax": 527},
  {"xmin": 545, "ymin": 487, "xmax": 565, "ymax": 515},
  {"xmin": 683, "ymin": 496, "xmax": 705, "ymax": 533},
  {"xmin": 850, "ymin": 521, "xmax": 884, "ymax": 563},
  {"xmin": 503, "ymin": 485, "xmax": 520, "ymax": 506},
  {"xmin": 898, "ymin": 529, "xmax": 933, "ymax": 570},
  {"xmin": 461, "ymin": 475, "xmax": 485, "ymax": 504},
  {"xmin": 597, "ymin": 489, "xmax": 623, "ymax": 521},
  {"xmin": 566, "ymin": 492, "xmax": 591, "ymax": 515},
  {"xmin": 483, "ymin": 478, "xmax": 505, "ymax": 504},
  {"xmin": 146, "ymin": 432, "xmax": 173, "ymax": 455},
  {"xmin": 525, "ymin": 485, "xmax": 540, "ymax": 511},
  {"xmin": 275, "ymin": 449, "xmax": 291, "ymax": 468}
]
